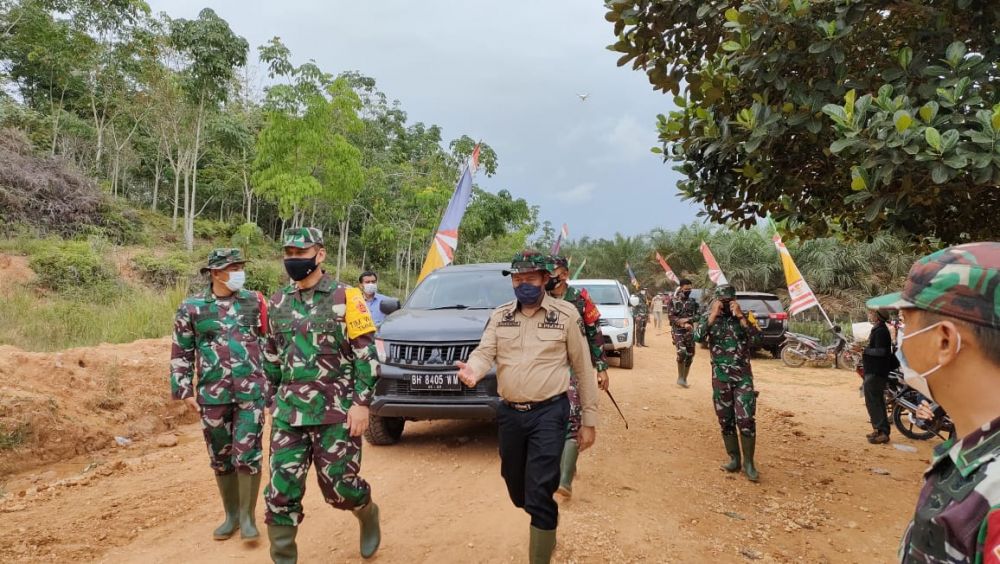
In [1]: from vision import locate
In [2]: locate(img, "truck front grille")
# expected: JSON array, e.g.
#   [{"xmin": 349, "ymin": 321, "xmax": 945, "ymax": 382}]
[{"xmin": 386, "ymin": 342, "xmax": 478, "ymax": 368}]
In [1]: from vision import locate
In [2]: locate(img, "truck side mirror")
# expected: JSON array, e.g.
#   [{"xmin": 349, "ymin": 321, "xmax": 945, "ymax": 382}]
[
  {"xmin": 380, "ymin": 298, "xmax": 401, "ymax": 316},
  {"xmin": 629, "ymin": 295, "xmax": 640, "ymax": 307}
]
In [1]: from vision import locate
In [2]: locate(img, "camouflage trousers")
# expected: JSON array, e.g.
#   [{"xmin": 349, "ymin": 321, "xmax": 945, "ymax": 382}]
[
  {"xmin": 566, "ymin": 372, "xmax": 582, "ymax": 440},
  {"xmin": 264, "ymin": 417, "xmax": 370, "ymax": 527},
  {"xmin": 199, "ymin": 400, "xmax": 264, "ymax": 475},
  {"xmin": 711, "ymin": 371, "xmax": 757, "ymax": 437},
  {"xmin": 671, "ymin": 329, "xmax": 696, "ymax": 366}
]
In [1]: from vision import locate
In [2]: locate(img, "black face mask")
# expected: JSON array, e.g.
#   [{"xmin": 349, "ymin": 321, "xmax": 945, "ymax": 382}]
[
  {"xmin": 682, "ymin": 290, "xmax": 692, "ymax": 299},
  {"xmin": 719, "ymin": 299, "xmax": 733, "ymax": 316},
  {"xmin": 544, "ymin": 275, "xmax": 566, "ymax": 292},
  {"xmin": 284, "ymin": 256, "xmax": 318, "ymax": 281}
]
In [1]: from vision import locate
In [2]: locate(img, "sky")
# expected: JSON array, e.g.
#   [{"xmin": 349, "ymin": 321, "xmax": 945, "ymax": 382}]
[{"xmin": 146, "ymin": 0, "xmax": 700, "ymax": 239}]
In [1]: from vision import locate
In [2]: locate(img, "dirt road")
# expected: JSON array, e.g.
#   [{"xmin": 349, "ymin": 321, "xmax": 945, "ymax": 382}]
[{"xmin": 0, "ymin": 330, "xmax": 934, "ymax": 563}]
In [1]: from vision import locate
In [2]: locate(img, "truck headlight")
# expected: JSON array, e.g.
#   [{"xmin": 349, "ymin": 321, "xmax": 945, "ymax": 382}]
[
  {"xmin": 606, "ymin": 318, "xmax": 628, "ymax": 328},
  {"xmin": 374, "ymin": 338, "xmax": 387, "ymax": 363}
]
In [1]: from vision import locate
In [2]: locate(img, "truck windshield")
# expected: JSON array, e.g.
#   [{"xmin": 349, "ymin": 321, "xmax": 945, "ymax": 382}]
[
  {"xmin": 406, "ymin": 269, "xmax": 513, "ymax": 310},
  {"xmin": 571, "ymin": 284, "xmax": 623, "ymax": 305}
]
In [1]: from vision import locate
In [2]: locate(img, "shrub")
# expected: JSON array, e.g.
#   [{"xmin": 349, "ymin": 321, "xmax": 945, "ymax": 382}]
[
  {"xmin": 194, "ymin": 219, "xmax": 234, "ymax": 241},
  {"xmin": 231, "ymin": 222, "xmax": 275, "ymax": 259},
  {"xmin": 245, "ymin": 260, "xmax": 285, "ymax": 296},
  {"xmin": 28, "ymin": 240, "xmax": 117, "ymax": 293},
  {"xmin": 131, "ymin": 252, "xmax": 193, "ymax": 288}
]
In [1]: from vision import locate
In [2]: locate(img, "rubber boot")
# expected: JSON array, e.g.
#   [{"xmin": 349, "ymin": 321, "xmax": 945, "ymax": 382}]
[
  {"xmin": 213, "ymin": 473, "xmax": 240, "ymax": 540},
  {"xmin": 237, "ymin": 472, "xmax": 261, "ymax": 542},
  {"xmin": 676, "ymin": 361, "xmax": 689, "ymax": 388},
  {"xmin": 267, "ymin": 524, "xmax": 298, "ymax": 564},
  {"xmin": 352, "ymin": 501, "xmax": 381, "ymax": 559},
  {"xmin": 741, "ymin": 434, "xmax": 760, "ymax": 482},
  {"xmin": 529, "ymin": 526, "xmax": 557, "ymax": 564},
  {"xmin": 557, "ymin": 439, "xmax": 579, "ymax": 498},
  {"xmin": 720, "ymin": 434, "xmax": 741, "ymax": 472}
]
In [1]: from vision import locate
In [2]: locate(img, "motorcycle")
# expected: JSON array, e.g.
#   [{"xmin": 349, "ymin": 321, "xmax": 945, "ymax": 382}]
[
  {"xmin": 855, "ymin": 363, "xmax": 956, "ymax": 441},
  {"xmin": 780, "ymin": 326, "xmax": 860, "ymax": 369}
]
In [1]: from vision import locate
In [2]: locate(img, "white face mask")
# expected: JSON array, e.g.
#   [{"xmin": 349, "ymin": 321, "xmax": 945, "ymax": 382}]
[
  {"xmin": 895, "ymin": 322, "xmax": 961, "ymax": 402},
  {"xmin": 224, "ymin": 271, "xmax": 246, "ymax": 292},
  {"xmin": 363, "ymin": 282, "xmax": 377, "ymax": 295}
]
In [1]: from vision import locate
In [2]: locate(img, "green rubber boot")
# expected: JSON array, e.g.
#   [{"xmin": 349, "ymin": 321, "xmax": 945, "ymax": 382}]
[
  {"xmin": 721, "ymin": 434, "xmax": 741, "ymax": 473},
  {"xmin": 237, "ymin": 472, "xmax": 261, "ymax": 542},
  {"xmin": 213, "ymin": 473, "xmax": 240, "ymax": 540},
  {"xmin": 741, "ymin": 434, "xmax": 760, "ymax": 482},
  {"xmin": 557, "ymin": 439, "xmax": 579, "ymax": 497},
  {"xmin": 529, "ymin": 526, "xmax": 557, "ymax": 564},
  {"xmin": 676, "ymin": 361, "xmax": 689, "ymax": 388},
  {"xmin": 353, "ymin": 501, "xmax": 381, "ymax": 559},
  {"xmin": 267, "ymin": 524, "xmax": 298, "ymax": 564}
]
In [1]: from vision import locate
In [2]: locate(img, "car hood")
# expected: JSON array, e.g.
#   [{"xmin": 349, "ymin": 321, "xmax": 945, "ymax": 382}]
[
  {"xmin": 595, "ymin": 305, "xmax": 629, "ymax": 321},
  {"xmin": 377, "ymin": 308, "xmax": 492, "ymax": 342}
]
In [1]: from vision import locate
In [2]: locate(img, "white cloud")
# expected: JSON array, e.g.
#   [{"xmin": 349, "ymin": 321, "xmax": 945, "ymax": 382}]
[
  {"xmin": 553, "ymin": 182, "xmax": 597, "ymax": 204},
  {"xmin": 607, "ymin": 114, "xmax": 655, "ymax": 163}
]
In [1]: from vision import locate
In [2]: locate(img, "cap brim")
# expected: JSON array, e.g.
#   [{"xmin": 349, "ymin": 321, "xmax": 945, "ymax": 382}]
[
  {"xmin": 866, "ymin": 292, "xmax": 914, "ymax": 310},
  {"xmin": 502, "ymin": 267, "xmax": 545, "ymax": 276},
  {"xmin": 283, "ymin": 243, "xmax": 317, "ymax": 249},
  {"xmin": 201, "ymin": 260, "xmax": 248, "ymax": 274}
]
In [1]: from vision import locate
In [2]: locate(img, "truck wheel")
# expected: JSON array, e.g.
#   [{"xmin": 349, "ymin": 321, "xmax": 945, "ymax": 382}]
[
  {"xmin": 619, "ymin": 346, "xmax": 634, "ymax": 370},
  {"xmin": 364, "ymin": 414, "xmax": 405, "ymax": 445}
]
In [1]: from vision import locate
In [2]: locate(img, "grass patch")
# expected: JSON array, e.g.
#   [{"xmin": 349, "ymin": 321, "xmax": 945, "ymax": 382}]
[
  {"xmin": 0, "ymin": 421, "xmax": 30, "ymax": 450},
  {"xmin": 92, "ymin": 362, "xmax": 124, "ymax": 410},
  {"xmin": 0, "ymin": 282, "xmax": 188, "ymax": 351},
  {"xmin": 131, "ymin": 252, "xmax": 194, "ymax": 288}
]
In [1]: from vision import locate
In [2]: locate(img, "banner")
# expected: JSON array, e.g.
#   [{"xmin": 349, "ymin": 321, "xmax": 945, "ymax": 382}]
[
  {"xmin": 550, "ymin": 223, "xmax": 569, "ymax": 255},
  {"xmin": 772, "ymin": 234, "xmax": 820, "ymax": 315},
  {"xmin": 654, "ymin": 252, "xmax": 681, "ymax": 285},
  {"xmin": 699, "ymin": 241, "xmax": 729, "ymax": 285},
  {"xmin": 571, "ymin": 257, "xmax": 587, "ymax": 279},
  {"xmin": 626, "ymin": 262, "xmax": 640, "ymax": 289},
  {"xmin": 417, "ymin": 145, "xmax": 480, "ymax": 283}
]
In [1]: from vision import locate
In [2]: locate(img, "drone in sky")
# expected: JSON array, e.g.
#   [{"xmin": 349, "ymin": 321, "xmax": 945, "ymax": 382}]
[{"xmin": 577, "ymin": 93, "xmax": 590, "ymax": 102}]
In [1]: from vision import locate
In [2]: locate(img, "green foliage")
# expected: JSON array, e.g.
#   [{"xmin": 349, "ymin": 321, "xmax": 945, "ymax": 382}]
[
  {"xmin": 244, "ymin": 260, "xmax": 285, "ymax": 295},
  {"xmin": 28, "ymin": 239, "xmax": 117, "ymax": 293},
  {"xmin": 130, "ymin": 252, "xmax": 192, "ymax": 288},
  {"xmin": 193, "ymin": 218, "xmax": 234, "ymax": 241},
  {"xmin": 231, "ymin": 222, "xmax": 274, "ymax": 259},
  {"xmin": 607, "ymin": 1, "xmax": 1000, "ymax": 244}
]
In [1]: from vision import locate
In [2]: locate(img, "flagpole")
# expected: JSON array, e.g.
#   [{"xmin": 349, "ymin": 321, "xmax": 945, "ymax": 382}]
[{"xmin": 769, "ymin": 222, "xmax": 837, "ymax": 331}]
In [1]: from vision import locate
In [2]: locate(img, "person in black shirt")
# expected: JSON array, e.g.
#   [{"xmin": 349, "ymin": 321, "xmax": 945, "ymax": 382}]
[{"xmin": 862, "ymin": 310, "xmax": 898, "ymax": 444}]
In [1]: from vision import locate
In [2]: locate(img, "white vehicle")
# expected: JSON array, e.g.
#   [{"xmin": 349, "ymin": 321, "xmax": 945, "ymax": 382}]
[{"xmin": 569, "ymin": 279, "xmax": 637, "ymax": 369}]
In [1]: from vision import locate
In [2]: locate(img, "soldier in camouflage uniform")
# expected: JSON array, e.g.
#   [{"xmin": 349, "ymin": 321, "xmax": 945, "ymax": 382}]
[
  {"xmin": 546, "ymin": 255, "xmax": 609, "ymax": 498},
  {"xmin": 170, "ymin": 248, "xmax": 267, "ymax": 543},
  {"xmin": 693, "ymin": 284, "xmax": 762, "ymax": 482},
  {"xmin": 668, "ymin": 278, "xmax": 700, "ymax": 388},
  {"xmin": 263, "ymin": 228, "xmax": 381, "ymax": 562},
  {"xmin": 867, "ymin": 242, "xmax": 1000, "ymax": 562},
  {"xmin": 634, "ymin": 289, "xmax": 649, "ymax": 347}
]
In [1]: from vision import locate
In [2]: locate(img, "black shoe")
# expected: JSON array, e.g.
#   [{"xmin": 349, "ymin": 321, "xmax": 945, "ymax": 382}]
[{"xmin": 868, "ymin": 432, "xmax": 890, "ymax": 444}]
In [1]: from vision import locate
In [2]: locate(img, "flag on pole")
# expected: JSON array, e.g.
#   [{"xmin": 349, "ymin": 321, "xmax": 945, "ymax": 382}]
[
  {"xmin": 699, "ymin": 241, "xmax": 729, "ymax": 285},
  {"xmin": 654, "ymin": 252, "xmax": 681, "ymax": 285},
  {"xmin": 571, "ymin": 257, "xmax": 587, "ymax": 280},
  {"xmin": 772, "ymin": 234, "xmax": 820, "ymax": 315},
  {"xmin": 417, "ymin": 146, "xmax": 480, "ymax": 283},
  {"xmin": 550, "ymin": 223, "xmax": 569, "ymax": 255},
  {"xmin": 626, "ymin": 262, "xmax": 640, "ymax": 289}
]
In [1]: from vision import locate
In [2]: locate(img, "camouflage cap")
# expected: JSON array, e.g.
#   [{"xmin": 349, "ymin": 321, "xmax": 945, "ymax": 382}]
[
  {"xmin": 714, "ymin": 284, "xmax": 736, "ymax": 299},
  {"xmin": 502, "ymin": 249, "xmax": 550, "ymax": 276},
  {"xmin": 548, "ymin": 255, "xmax": 569, "ymax": 272},
  {"xmin": 282, "ymin": 227, "xmax": 323, "ymax": 248},
  {"xmin": 867, "ymin": 242, "xmax": 1000, "ymax": 330},
  {"xmin": 200, "ymin": 248, "xmax": 247, "ymax": 273}
]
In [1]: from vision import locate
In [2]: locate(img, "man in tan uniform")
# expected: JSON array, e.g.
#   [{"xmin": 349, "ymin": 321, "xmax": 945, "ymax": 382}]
[{"xmin": 457, "ymin": 250, "xmax": 599, "ymax": 564}]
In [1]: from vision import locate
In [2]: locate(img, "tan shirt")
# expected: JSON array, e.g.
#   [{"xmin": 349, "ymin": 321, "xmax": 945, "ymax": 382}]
[{"xmin": 466, "ymin": 294, "xmax": 599, "ymax": 427}]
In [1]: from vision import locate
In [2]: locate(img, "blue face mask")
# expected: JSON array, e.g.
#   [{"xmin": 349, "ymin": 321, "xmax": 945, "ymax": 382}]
[{"xmin": 514, "ymin": 282, "xmax": 543, "ymax": 305}]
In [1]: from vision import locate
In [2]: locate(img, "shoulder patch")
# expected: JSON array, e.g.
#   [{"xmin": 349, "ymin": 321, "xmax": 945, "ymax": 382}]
[{"xmin": 984, "ymin": 508, "xmax": 1000, "ymax": 564}]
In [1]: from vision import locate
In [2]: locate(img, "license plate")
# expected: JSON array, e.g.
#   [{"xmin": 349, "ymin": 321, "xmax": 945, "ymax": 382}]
[
  {"xmin": 757, "ymin": 318, "xmax": 769, "ymax": 328},
  {"xmin": 409, "ymin": 373, "xmax": 461, "ymax": 391}
]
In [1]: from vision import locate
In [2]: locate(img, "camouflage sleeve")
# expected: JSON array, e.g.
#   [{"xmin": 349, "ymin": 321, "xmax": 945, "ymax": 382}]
[
  {"xmin": 169, "ymin": 302, "xmax": 195, "ymax": 401},
  {"xmin": 262, "ymin": 297, "xmax": 282, "ymax": 403},
  {"xmin": 577, "ymin": 289, "xmax": 609, "ymax": 372},
  {"xmin": 743, "ymin": 317, "xmax": 763, "ymax": 348},
  {"xmin": 343, "ymin": 287, "xmax": 378, "ymax": 407},
  {"xmin": 666, "ymin": 298, "xmax": 681, "ymax": 326},
  {"xmin": 692, "ymin": 314, "xmax": 709, "ymax": 344}
]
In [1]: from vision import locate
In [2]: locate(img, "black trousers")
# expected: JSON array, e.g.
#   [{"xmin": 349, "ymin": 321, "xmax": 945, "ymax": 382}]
[
  {"xmin": 496, "ymin": 395, "xmax": 569, "ymax": 531},
  {"xmin": 863, "ymin": 372, "xmax": 890, "ymax": 435},
  {"xmin": 636, "ymin": 316, "xmax": 647, "ymax": 345}
]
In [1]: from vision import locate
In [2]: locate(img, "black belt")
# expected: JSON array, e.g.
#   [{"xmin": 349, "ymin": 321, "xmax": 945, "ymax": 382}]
[{"xmin": 502, "ymin": 393, "xmax": 566, "ymax": 412}]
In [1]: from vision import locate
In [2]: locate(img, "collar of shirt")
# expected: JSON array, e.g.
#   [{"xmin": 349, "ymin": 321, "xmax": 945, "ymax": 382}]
[
  {"xmin": 286, "ymin": 272, "xmax": 335, "ymax": 295},
  {"xmin": 927, "ymin": 414, "xmax": 1000, "ymax": 479}
]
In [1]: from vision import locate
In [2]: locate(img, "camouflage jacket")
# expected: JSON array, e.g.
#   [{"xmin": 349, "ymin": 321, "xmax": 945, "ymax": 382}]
[
  {"xmin": 263, "ymin": 273, "xmax": 378, "ymax": 426},
  {"xmin": 633, "ymin": 298, "xmax": 649, "ymax": 318},
  {"xmin": 559, "ymin": 285, "xmax": 610, "ymax": 373},
  {"xmin": 170, "ymin": 287, "xmax": 267, "ymax": 405},
  {"xmin": 693, "ymin": 308, "xmax": 761, "ymax": 381},
  {"xmin": 899, "ymin": 415, "xmax": 1000, "ymax": 563},
  {"xmin": 668, "ymin": 294, "xmax": 700, "ymax": 331}
]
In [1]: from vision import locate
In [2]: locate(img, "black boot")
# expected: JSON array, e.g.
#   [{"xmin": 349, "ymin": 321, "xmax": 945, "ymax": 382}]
[
  {"xmin": 721, "ymin": 434, "xmax": 741, "ymax": 472},
  {"xmin": 238, "ymin": 472, "xmax": 261, "ymax": 541},
  {"xmin": 213, "ymin": 473, "xmax": 240, "ymax": 540},
  {"xmin": 676, "ymin": 361, "xmax": 689, "ymax": 388},
  {"xmin": 353, "ymin": 501, "xmax": 381, "ymax": 559},
  {"xmin": 557, "ymin": 439, "xmax": 579, "ymax": 498},
  {"xmin": 529, "ymin": 526, "xmax": 557, "ymax": 564},
  {"xmin": 267, "ymin": 524, "xmax": 298, "ymax": 564},
  {"xmin": 741, "ymin": 434, "xmax": 760, "ymax": 482}
]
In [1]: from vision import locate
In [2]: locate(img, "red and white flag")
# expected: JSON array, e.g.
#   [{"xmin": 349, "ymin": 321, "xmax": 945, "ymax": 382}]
[
  {"xmin": 655, "ymin": 252, "xmax": 680, "ymax": 285},
  {"xmin": 699, "ymin": 241, "xmax": 728, "ymax": 285},
  {"xmin": 773, "ymin": 234, "xmax": 820, "ymax": 315}
]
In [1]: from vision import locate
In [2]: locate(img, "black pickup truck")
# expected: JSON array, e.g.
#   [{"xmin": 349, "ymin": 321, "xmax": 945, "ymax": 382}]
[{"xmin": 365, "ymin": 262, "xmax": 512, "ymax": 445}]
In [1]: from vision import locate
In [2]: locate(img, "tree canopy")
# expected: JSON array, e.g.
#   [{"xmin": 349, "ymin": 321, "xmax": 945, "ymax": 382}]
[{"xmin": 606, "ymin": 0, "xmax": 1000, "ymax": 245}]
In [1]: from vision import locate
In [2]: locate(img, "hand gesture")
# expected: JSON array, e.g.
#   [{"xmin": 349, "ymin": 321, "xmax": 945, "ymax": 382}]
[
  {"xmin": 730, "ymin": 301, "xmax": 743, "ymax": 317},
  {"xmin": 578, "ymin": 426, "xmax": 596, "ymax": 451},
  {"xmin": 347, "ymin": 405, "xmax": 370, "ymax": 437},
  {"xmin": 710, "ymin": 300, "xmax": 724, "ymax": 316},
  {"xmin": 183, "ymin": 397, "xmax": 200, "ymax": 414},
  {"xmin": 597, "ymin": 370, "xmax": 609, "ymax": 391},
  {"xmin": 455, "ymin": 361, "xmax": 479, "ymax": 388},
  {"xmin": 915, "ymin": 400, "xmax": 934, "ymax": 421}
]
